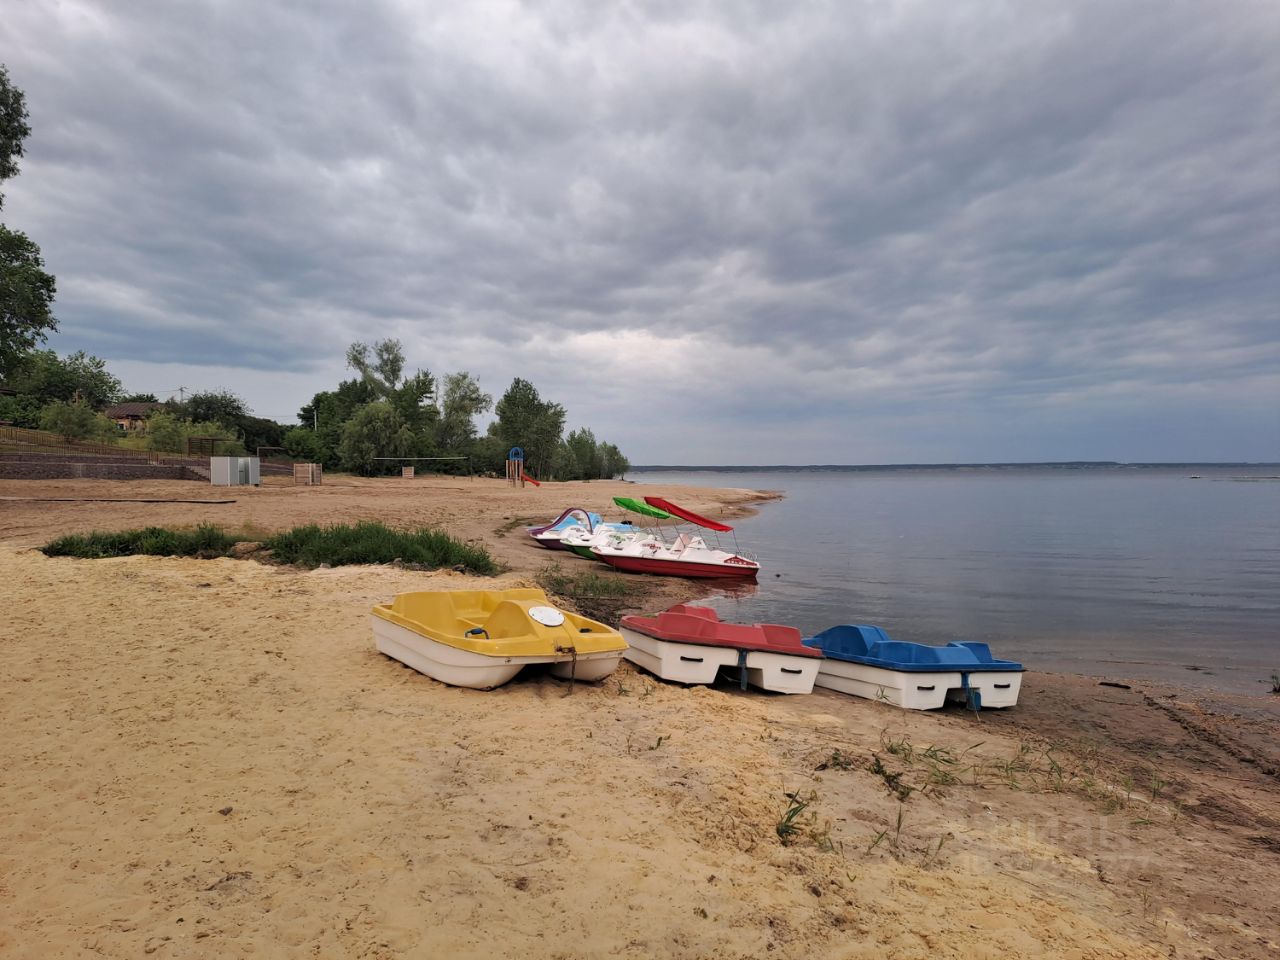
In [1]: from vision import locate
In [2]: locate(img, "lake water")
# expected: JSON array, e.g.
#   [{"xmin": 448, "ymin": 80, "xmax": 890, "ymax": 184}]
[{"xmin": 628, "ymin": 467, "xmax": 1280, "ymax": 694}]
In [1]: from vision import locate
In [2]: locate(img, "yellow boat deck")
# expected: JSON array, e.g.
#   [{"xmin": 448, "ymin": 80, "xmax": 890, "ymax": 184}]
[{"xmin": 372, "ymin": 588, "xmax": 626, "ymax": 658}]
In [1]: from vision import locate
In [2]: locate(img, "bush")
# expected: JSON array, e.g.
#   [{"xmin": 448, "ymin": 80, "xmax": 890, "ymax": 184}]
[
  {"xmin": 37, "ymin": 400, "xmax": 117, "ymax": 441},
  {"xmin": 41, "ymin": 521, "xmax": 497, "ymax": 574},
  {"xmin": 146, "ymin": 410, "xmax": 244, "ymax": 455},
  {"xmin": 42, "ymin": 523, "xmax": 237, "ymax": 559},
  {"xmin": 337, "ymin": 402, "xmax": 415, "ymax": 475},
  {"xmin": 282, "ymin": 426, "xmax": 324, "ymax": 462},
  {"xmin": 264, "ymin": 521, "xmax": 497, "ymax": 573}
]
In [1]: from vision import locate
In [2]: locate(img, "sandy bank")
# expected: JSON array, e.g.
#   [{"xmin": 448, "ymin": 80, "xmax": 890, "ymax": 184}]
[{"xmin": 1, "ymin": 475, "xmax": 1277, "ymax": 958}]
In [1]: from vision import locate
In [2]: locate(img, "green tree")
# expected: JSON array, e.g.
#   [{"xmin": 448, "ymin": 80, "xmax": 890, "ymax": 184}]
[
  {"xmin": 175, "ymin": 390, "xmax": 249, "ymax": 428},
  {"xmin": 119, "ymin": 392, "xmax": 159, "ymax": 403},
  {"xmin": 564, "ymin": 428, "xmax": 601, "ymax": 480},
  {"xmin": 388, "ymin": 369, "xmax": 438, "ymax": 442},
  {"xmin": 0, "ymin": 64, "xmax": 31, "ymax": 194},
  {"xmin": 282, "ymin": 426, "xmax": 324, "ymax": 462},
  {"xmin": 5, "ymin": 349, "xmax": 122, "ymax": 409},
  {"xmin": 599, "ymin": 442, "xmax": 630, "ymax": 478},
  {"xmin": 38, "ymin": 400, "xmax": 116, "ymax": 440},
  {"xmin": 346, "ymin": 338, "xmax": 406, "ymax": 397},
  {"xmin": 0, "ymin": 391, "xmax": 41, "ymax": 427},
  {"xmin": 489, "ymin": 378, "xmax": 566, "ymax": 479},
  {"xmin": 0, "ymin": 226, "xmax": 57, "ymax": 380},
  {"xmin": 146, "ymin": 410, "xmax": 242, "ymax": 455},
  {"xmin": 299, "ymin": 378, "xmax": 376, "ymax": 468},
  {"xmin": 436, "ymin": 371, "xmax": 492, "ymax": 452},
  {"xmin": 239, "ymin": 415, "xmax": 286, "ymax": 454},
  {"xmin": 337, "ymin": 401, "xmax": 415, "ymax": 475},
  {"xmin": 1, "ymin": 65, "xmax": 57, "ymax": 380}
]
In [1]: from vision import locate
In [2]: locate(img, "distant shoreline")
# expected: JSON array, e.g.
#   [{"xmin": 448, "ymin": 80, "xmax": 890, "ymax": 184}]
[{"xmin": 631, "ymin": 461, "xmax": 1280, "ymax": 473}]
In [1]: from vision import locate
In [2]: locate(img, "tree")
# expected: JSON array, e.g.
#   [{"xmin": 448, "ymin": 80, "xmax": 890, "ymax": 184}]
[
  {"xmin": 119, "ymin": 392, "xmax": 159, "ymax": 403},
  {"xmin": 346, "ymin": 338, "xmax": 406, "ymax": 397},
  {"xmin": 564, "ymin": 428, "xmax": 601, "ymax": 481},
  {"xmin": 0, "ymin": 226, "xmax": 57, "ymax": 380},
  {"xmin": 238, "ymin": 415, "xmax": 286, "ymax": 454},
  {"xmin": 1, "ymin": 65, "xmax": 57, "ymax": 380},
  {"xmin": 298, "ymin": 378, "xmax": 376, "ymax": 468},
  {"xmin": 388, "ymin": 369, "xmax": 438, "ymax": 441},
  {"xmin": 337, "ymin": 401, "xmax": 415, "ymax": 475},
  {"xmin": 5, "ymin": 349, "xmax": 122, "ymax": 409},
  {"xmin": 0, "ymin": 64, "xmax": 31, "ymax": 195},
  {"xmin": 282, "ymin": 426, "xmax": 324, "ymax": 462},
  {"xmin": 38, "ymin": 400, "xmax": 115, "ymax": 440},
  {"xmin": 175, "ymin": 390, "xmax": 249, "ymax": 429},
  {"xmin": 146, "ymin": 410, "xmax": 242, "ymax": 455},
  {"xmin": 599, "ymin": 442, "xmax": 630, "ymax": 478},
  {"xmin": 489, "ymin": 378, "xmax": 566, "ymax": 479},
  {"xmin": 436, "ymin": 371, "xmax": 492, "ymax": 452}
]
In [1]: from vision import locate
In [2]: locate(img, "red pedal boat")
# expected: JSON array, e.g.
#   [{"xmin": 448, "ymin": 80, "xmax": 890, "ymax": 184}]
[
  {"xmin": 589, "ymin": 497, "xmax": 760, "ymax": 579},
  {"xmin": 620, "ymin": 604, "xmax": 820, "ymax": 693}
]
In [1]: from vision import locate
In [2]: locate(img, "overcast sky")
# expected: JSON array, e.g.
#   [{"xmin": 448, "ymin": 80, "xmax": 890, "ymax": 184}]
[{"xmin": 3, "ymin": 1, "xmax": 1278, "ymax": 463}]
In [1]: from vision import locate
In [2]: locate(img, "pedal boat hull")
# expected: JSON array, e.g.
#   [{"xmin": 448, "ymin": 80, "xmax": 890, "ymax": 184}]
[{"xmin": 372, "ymin": 589, "xmax": 626, "ymax": 689}]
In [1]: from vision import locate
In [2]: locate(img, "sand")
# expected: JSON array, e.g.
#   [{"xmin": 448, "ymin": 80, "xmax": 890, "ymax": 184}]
[{"xmin": 1, "ymin": 475, "xmax": 1277, "ymax": 958}]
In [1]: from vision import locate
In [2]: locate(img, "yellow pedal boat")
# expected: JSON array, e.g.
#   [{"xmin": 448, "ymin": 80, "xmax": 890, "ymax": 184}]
[{"xmin": 371, "ymin": 588, "xmax": 627, "ymax": 689}]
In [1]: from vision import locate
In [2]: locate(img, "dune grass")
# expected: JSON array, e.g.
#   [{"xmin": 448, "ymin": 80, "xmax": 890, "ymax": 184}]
[
  {"xmin": 262, "ymin": 521, "xmax": 497, "ymax": 573},
  {"xmin": 42, "ymin": 523, "xmax": 237, "ymax": 559},
  {"xmin": 42, "ymin": 521, "xmax": 497, "ymax": 574}
]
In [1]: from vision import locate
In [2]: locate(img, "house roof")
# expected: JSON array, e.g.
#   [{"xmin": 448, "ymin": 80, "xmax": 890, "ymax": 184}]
[{"xmin": 106, "ymin": 401, "xmax": 164, "ymax": 418}]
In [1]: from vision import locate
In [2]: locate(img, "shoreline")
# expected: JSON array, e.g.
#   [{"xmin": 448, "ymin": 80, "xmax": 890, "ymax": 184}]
[{"xmin": 1, "ymin": 474, "xmax": 1277, "ymax": 957}]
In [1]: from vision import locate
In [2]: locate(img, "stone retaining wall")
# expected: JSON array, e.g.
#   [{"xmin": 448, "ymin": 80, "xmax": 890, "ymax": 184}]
[{"xmin": 0, "ymin": 461, "xmax": 202, "ymax": 481}]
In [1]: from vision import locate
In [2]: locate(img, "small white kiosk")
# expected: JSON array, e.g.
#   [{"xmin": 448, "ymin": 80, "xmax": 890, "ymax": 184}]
[{"xmin": 210, "ymin": 456, "xmax": 261, "ymax": 487}]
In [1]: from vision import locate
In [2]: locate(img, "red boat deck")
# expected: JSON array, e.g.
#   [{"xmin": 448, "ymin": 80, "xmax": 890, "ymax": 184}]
[
  {"xmin": 593, "ymin": 553, "xmax": 759, "ymax": 579},
  {"xmin": 620, "ymin": 605, "xmax": 821, "ymax": 657}
]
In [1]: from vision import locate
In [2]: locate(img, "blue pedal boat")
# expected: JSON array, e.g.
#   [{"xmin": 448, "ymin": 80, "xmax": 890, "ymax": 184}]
[{"xmin": 803, "ymin": 625, "xmax": 1024, "ymax": 710}]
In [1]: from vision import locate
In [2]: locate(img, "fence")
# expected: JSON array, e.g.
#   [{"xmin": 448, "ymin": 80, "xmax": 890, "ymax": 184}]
[
  {"xmin": 0, "ymin": 425, "xmax": 295, "ymax": 476},
  {"xmin": 0, "ymin": 425, "xmax": 160, "ymax": 461}
]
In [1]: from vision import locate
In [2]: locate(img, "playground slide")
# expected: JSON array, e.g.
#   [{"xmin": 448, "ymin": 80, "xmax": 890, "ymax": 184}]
[{"xmin": 521, "ymin": 471, "xmax": 541, "ymax": 487}]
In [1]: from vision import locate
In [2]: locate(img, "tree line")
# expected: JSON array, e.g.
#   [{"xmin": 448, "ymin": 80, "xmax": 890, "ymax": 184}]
[
  {"xmin": 0, "ymin": 340, "xmax": 629, "ymax": 480},
  {"xmin": 289, "ymin": 338, "xmax": 629, "ymax": 479}
]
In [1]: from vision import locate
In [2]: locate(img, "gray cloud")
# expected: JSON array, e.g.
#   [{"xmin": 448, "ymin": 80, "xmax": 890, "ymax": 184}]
[{"xmin": 2, "ymin": 0, "xmax": 1277, "ymax": 461}]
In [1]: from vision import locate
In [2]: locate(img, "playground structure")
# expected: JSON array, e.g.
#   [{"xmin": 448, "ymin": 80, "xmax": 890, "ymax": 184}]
[{"xmin": 505, "ymin": 447, "xmax": 540, "ymax": 487}]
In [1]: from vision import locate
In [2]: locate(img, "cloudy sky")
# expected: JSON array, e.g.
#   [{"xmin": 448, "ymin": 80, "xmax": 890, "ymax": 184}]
[{"xmin": 3, "ymin": 0, "xmax": 1278, "ymax": 463}]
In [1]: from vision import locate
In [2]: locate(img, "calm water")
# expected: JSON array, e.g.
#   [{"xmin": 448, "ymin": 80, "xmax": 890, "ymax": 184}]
[{"xmin": 628, "ymin": 467, "xmax": 1280, "ymax": 694}]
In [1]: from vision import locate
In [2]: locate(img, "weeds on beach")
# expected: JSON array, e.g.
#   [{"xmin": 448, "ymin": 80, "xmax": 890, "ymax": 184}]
[
  {"xmin": 537, "ymin": 563, "xmax": 645, "ymax": 620},
  {"xmin": 42, "ymin": 523, "xmax": 236, "ymax": 559},
  {"xmin": 538, "ymin": 564, "xmax": 639, "ymax": 599},
  {"xmin": 776, "ymin": 790, "xmax": 833, "ymax": 850},
  {"xmin": 42, "ymin": 520, "xmax": 498, "ymax": 574},
  {"xmin": 263, "ymin": 522, "xmax": 497, "ymax": 573},
  {"xmin": 1270, "ymin": 673, "xmax": 1279, "ymax": 694}
]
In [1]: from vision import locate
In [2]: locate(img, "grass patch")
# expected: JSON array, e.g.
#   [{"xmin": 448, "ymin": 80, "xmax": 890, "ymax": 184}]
[
  {"xmin": 1271, "ymin": 672, "xmax": 1279, "ymax": 694},
  {"xmin": 536, "ymin": 562, "xmax": 652, "ymax": 621},
  {"xmin": 263, "ymin": 521, "xmax": 497, "ymax": 573},
  {"xmin": 41, "ymin": 520, "xmax": 497, "ymax": 574},
  {"xmin": 538, "ymin": 564, "xmax": 641, "ymax": 599},
  {"xmin": 42, "ymin": 523, "xmax": 237, "ymax": 559}
]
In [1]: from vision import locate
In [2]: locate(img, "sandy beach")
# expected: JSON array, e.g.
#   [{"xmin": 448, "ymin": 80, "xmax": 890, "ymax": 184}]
[{"xmin": 1, "ymin": 475, "xmax": 1277, "ymax": 958}]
